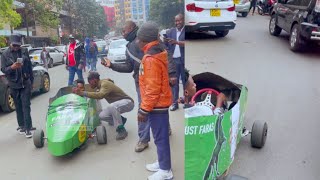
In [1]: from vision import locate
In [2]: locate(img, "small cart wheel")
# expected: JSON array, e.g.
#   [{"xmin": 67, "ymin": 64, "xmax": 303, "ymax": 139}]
[
  {"xmin": 251, "ymin": 121, "xmax": 268, "ymax": 148},
  {"xmin": 96, "ymin": 125, "xmax": 107, "ymax": 144},
  {"xmin": 33, "ymin": 129, "xmax": 44, "ymax": 148}
]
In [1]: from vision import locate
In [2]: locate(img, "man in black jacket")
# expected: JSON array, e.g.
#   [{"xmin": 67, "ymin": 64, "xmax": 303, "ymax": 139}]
[
  {"xmin": 102, "ymin": 21, "xmax": 177, "ymax": 153},
  {"xmin": 0, "ymin": 34, "xmax": 34, "ymax": 138}
]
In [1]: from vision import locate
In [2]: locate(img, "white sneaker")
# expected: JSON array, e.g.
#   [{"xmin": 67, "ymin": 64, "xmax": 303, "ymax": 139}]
[
  {"xmin": 146, "ymin": 161, "xmax": 160, "ymax": 172},
  {"xmin": 147, "ymin": 169, "xmax": 173, "ymax": 180}
]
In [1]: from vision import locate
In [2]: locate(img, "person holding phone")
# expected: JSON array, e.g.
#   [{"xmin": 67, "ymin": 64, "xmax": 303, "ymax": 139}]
[
  {"xmin": 165, "ymin": 13, "xmax": 185, "ymax": 111},
  {"xmin": 0, "ymin": 34, "xmax": 35, "ymax": 138}
]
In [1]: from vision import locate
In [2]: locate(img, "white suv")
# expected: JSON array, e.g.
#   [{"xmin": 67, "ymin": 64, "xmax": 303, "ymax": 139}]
[{"xmin": 185, "ymin": 0, "xmax": 237, "ymax": 37}]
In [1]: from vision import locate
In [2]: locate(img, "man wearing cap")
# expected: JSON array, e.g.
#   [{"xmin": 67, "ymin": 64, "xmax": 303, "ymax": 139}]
[
  {"xmin": 102, "ymin": 21, "xmax": 177, "ymax": 153},
  {"xmin": 0, "ymin": 34, "xmax": 35, "ymax": 138},
  {"xmin": 136, "ymin": 22, "xmax": 173, "ymax": 180},
  {"xmin": 73, "ymin": 72, "xmax": 134, "ymax": 140},
  {"xmin": 66, "ymin": 35, "xmax": 85, "ymax": 86}
]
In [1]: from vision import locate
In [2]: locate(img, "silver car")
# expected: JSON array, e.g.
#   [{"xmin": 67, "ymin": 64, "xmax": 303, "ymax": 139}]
[
  {"xmin": 235, "ymin": 0, "xmax": 251, "ymax": 17},
  {"xmin": 29, "ymin": 47, "xmax": 65, "ymax": 68}
]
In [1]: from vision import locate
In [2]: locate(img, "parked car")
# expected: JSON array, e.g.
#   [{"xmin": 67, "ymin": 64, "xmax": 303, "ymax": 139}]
[
  {"xmin": 185, "ymin": 0, "xmax": 237, "ymax": 37},
  {"xmin": 107, "ymin": 39, "xmax": 128, "ymax": 63},
  {"xmin": 0, "ymin": 61, "xmax": 50, "ymax": 112},
  {"xmin": 29, "ymin": 47, "xmax": 65, "ymax": 68},
  {"xmin": 105, "ymin": 37, "xmax": 121, "ymax": 53},
  {"xmin": 21, "ymin": 44, "xmax": 33, "ymax": 51},
  {"xmin": 235, "ymin": 0, "xmax": 251, "ymax": 17},
  {"xmin": 269, "ymin": 0, "xmax": 320, "ymax": 52},
  {"xmin": 54, "ymin": 45, "xmax": 67, "ymax": 63}
]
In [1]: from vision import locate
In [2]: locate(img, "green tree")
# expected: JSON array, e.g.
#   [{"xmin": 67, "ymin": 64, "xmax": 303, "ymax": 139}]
[
  {"xmin": 149, "ymin": 0, "xmax": 184, "ymax": 29},
  {"xmin": 67, "ymin": 0, "xmax": 108, "ymax": 38},
  {"xmin": 20, "ymin": 0, "xmax": 63, "ymax": 36}
]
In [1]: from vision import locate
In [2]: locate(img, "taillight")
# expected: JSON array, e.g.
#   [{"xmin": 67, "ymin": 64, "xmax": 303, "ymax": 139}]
[
  {"xmin": 186, "ymin": 3, "xmax": 204, "ymax": 12},
  {"xmin": 227, "ymin": 5, "xmax": 235, "ymax": 11}
]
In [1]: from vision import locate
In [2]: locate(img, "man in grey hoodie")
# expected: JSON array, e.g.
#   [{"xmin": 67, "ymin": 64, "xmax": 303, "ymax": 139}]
[{"xmin": 102, "ymin": 21, "xmax": 177, "ymax": 153}]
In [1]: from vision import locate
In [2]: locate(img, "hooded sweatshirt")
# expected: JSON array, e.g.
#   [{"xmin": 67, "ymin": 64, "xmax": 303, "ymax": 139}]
[{"xmin": 138, "ymin": 41, "xmax": 172, "ymax": 113}]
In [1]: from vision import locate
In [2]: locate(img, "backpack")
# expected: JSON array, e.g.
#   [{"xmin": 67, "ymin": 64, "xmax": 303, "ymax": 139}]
[{"xmin": 89, "ymin": 42, "xmax": 96, "ymax": 55}]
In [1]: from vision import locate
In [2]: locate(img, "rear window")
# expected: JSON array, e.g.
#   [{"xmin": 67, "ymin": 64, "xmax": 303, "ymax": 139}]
[{"xmin": 29, "ymin": 49, "xmax": 42, "ymax": 55}]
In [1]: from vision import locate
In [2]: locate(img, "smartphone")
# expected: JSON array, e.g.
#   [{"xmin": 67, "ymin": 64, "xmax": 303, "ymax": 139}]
[
  {"xmin": 17, "ymin": 58, "xmax": 23, "ymax": 64},
  {"xmin": 101, "ymin": 57, "xmax": 107, "ymax": 65},
  {"xmin": 163, "ymin": 34, "xmax": 168, "ymax": 39}
]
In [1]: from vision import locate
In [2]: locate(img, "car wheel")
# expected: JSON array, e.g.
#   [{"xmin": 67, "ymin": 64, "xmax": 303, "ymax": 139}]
[
  {"xmin": 2, "ymin": 88, "xmax": 15, "ymax": 112},
  {"xmin": 251, "ymin": 121, "xmax": 268, "ymax": 148},
  {"xmin": 215, "ymin": 30, "xmax": 229, "ymax": 37},
  {"xmin": 96, "ymin": 125, "xmax": 107, "ymax": 144},
  {"xmin": 40, "ymin": 74, "xmax": 50, "ymax": 93},
  {"xmin": 33, "ymin": 129, "xmax": 44, "ymax": 148},
  {"xmin": 269, "ymin": 15, "xmax": 282, "ymax": 36},
  {"xmin": 242, "ymin": 12, "xmax": 248, "ymax": 17},
  {"xmin": 290, "ymin": 24, "xmax": 304, "ymax": 52},
  {"xmin": 61, "ymin": 57, "xmax": 65, "ymax": 64},
  {"xmin": 48, "ymin": 58, "xmax": 53, "ymax": 68}
]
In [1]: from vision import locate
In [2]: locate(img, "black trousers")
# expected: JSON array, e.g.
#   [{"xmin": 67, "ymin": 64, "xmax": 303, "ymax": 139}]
[
  {"xmin": 249, "ymin": 1, "xmax": 257, "ymax": 13},
  {"xmin": 11, "ymin": 80, "xmax": 33, "ymax": 130}
]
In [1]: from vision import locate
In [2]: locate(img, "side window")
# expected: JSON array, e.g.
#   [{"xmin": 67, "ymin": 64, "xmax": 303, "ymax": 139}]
[
  {"xmin": 286, "ymin": 0, "xmax": 297, "ymax": 5},
  {"xmin": 49, "ymin": 49, "xmax": 55, "ymax": 53}
]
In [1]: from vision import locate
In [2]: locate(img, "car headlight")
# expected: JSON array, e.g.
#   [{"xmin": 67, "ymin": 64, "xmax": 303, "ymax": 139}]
[{"xmin": 121, "ymin": 55, "xmax": 126, "ymax": 59}]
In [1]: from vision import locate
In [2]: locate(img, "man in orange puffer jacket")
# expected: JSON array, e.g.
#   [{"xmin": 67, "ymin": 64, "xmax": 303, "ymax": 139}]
[{"xmin": 136, "ymin": 22, "xmax": 173, "ymax": 180}]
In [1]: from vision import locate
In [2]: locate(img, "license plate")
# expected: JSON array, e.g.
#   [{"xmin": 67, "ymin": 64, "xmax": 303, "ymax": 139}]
[
  {"xmin": 98, "ymin": 48, "xmax": 102, "ymax": 51},
  {"xmin": 234, "ymin": 0, "xmax": 240, "ymax": 4},
  {"xmin": 210, "ymin": 9, "xmax": 221, "ymax": 16}
]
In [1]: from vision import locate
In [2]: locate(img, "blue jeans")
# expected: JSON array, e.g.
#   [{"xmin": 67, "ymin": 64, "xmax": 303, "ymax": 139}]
[
  {"xmin": 87, "ymin": 57, "xmax": 97, "ymax": 71},
  {"xmin": 171, "ymin": 58, "xmax": 185, "ymax": 104},
  {"xmin": 149, "ymin": 111, "xmax": 171, "ymax": 170},
  {"xmin": 68, "ymin": 66, "xmax": 83, "ymax": 86},
  {"xmin": 136, "ymin": 82, "xmax": 151, "ymax": 143}
]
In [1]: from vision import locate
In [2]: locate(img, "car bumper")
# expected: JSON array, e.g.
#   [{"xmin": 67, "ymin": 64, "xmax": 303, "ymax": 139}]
[
  {"xmin": 108, "ymin": 56, "xmax": 126, "ymax": 63},
  {"xmin": 301, "ymin": 22, "xmax": 320, "ymax": 41},
  {"xmin": 186, "ymin": 22, "xmax": 236, "ymax": 32},
  {"xmin": 235, "ymin": 3, "xmax": 250, "ymax": 12}
]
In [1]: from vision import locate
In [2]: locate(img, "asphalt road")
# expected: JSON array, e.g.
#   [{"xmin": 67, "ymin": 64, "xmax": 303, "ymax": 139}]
[
  {"xmin": 0, "ymin": 62, "xmax": 184, "ymax": 179},
  {"xmin": 186, "ymin": 14, "xmax": 320, "ymax": 180}
]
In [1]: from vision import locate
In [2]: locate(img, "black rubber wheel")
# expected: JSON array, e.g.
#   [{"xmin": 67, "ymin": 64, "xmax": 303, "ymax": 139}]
[
  {"xmin": 33, "ymin": 129, "xmax": 44, "ymax": 148},
  {"xmin": 96, "ymin": 125, "xmax": 107, "ymax": 144},
  {"xmin": 258, "ymin": 7, "xmax": 263, "ymax": 15},
  {"xmin": 61, "ymin": 57, "xmax": 65, "ymax": 64},
  {"xmin": 215, "ymin": 30, "xmax": 229, "ymax": 37},
  {"xmin": 48, "ymin": 58, "xmax": 53, "ymax": 68},
  {"xmin": 290, "ymin": 24, "xmax": 304, "ymax": 52},
  {"xmin": 40, "ymin": 74, "xmax": 50, "ymax": 93},
  {"xmin": 251, "ymin": 121, "xmax": 268, "ymax": 148},
  {"xmin": 242, "ymin": 12, "xmax": 248, "ymax": 17},
  {"xmin": 269, "ymin": 15, "xmax": 282, "ymax": 36},
  {"xmin": 2, "ymin": 88, "xmax": 15, "ymax": 112}
]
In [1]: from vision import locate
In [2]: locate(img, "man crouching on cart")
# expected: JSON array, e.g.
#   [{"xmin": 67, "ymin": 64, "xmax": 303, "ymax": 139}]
[{"xmin": 73, "ymin": 72, "xmax": 134, "ymax": 140}]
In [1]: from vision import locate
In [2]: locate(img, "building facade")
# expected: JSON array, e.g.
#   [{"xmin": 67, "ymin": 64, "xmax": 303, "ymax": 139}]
[
  {"xmin": 100, "ymin": 0, "xmax": 116, "ymax": 30},
  {"xmin": 131, "ymin": 0, "xmax": 150, "ymax": 26}
]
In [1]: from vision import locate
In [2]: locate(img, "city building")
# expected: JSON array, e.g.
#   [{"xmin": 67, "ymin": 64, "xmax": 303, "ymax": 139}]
[
  {"xmin": 99, "ymin": 0, "xmax": 116, "ymax": 30},
  {"xmin": 115, "ymin": 0, "xmax": 132, "ymax": 28},
  {"xmin": 131, "ymin": 0, "xmax": 150, "ymax": 26}
]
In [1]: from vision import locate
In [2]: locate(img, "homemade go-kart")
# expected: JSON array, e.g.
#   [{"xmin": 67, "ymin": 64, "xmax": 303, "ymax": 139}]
[
  {"xmin": 33, "ymin": 86, "xmax": 107, "ymax": 156},
  {"xmin": 185, "ymin": 72, "xmax": 268, "ymax": 180}
]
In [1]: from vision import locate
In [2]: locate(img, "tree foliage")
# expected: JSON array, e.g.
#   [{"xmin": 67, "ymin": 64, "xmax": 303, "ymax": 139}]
[
  {"xmin": 149, "ymin": 0, "xmax": 184, "ymax": 29},
  {"xmin": 66, "ymin": 0, "xmax": 108, "ymax": 38},
  {"xmin": 0, "ymin": 0, "xmax": 22, "ymax": 29},
  {"xmin": 21, "ymin": 0, "xmax": 63, "ymax": 31}
]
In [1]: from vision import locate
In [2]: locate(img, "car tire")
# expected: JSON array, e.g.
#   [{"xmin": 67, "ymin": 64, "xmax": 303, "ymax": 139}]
[
  {"xmin": 40, "ymin": 74, "xmax": 50, "ymax": 93},
  {"xmin": 61, "ymin": 57, "xmax": 65, "ymax": 64},
  {"xmin": 215, "ymin": 30, "xmax": 229, "ymax": 37},
  {"xmin": 251, "ymin": 121, "xmax": 268, "ymax": 148},
  {"xmin": 269, "ymin": 15, "xmax": 282, "ymax": 36},
  {"xmin": 2, "ymin": 88, "xmax": 15, "ymax": 112},
  {"xmin": 242, "ymin": 12, "xmax": 248, "ymax": 17},
  {"xmin": 33, "ymin": 129, "xmax": 44, "ymax": 148},
  {"xmin": 290, "ymin": 24, "xmax": 304, "ymax": 52},
  {"xmin": 96, "ymin": 125, "xmax": 107, "ymax": 144},
  {"xmin": 48, "ymin": 58, "xmax": 53, "ymax": 68}
]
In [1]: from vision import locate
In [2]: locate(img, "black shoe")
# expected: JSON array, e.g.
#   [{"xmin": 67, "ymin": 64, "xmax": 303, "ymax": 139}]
[
  {"xmin": 116, "ymin": 127, "xmax": 128, "ymax": 140},
  {"xmin": 25, "ymin": 130, "xmax": 33, "ymax": 138},
  {"xmin": 17, "ymin": 127, "xmax": 25, "ymax": 135},
  {"xmin": 169, "ymin": 104, "xmax": 179, "ymax": 111},
  {"xmin": 121, "ymin": 116, "xmax": 127, "ymax": 125}
]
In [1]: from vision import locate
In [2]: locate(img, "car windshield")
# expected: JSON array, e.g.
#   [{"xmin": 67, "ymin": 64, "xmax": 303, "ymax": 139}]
[
  {"xmin": 109, "ymin": 40, "xmax": 127, "ymax": 49},
  {"xmin": 55, "ymin": 46, "xmax": 65, "ymax": 52},
  {"xmin": 29, "ymin": 49, "xmax": 42, "ymax": 55},
  {"xmin": 95, "ymin": 41, "xmax": 106, "ymax": 46}
]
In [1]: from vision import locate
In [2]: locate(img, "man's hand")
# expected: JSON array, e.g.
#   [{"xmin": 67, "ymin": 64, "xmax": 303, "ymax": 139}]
[
  {"xmin": 101, "ymin": 58, "xmax": 111, "ymax": 67},
  {"xmin": 138, "ymin": 112, "xmax": 147, "ymax": 122},
  {"xmin": 65, "ymin": 65, "xmax": 69, "ymax": 70},
  {"xmin": 72, "ymin": 87, "xmax": 83, "ymax": 96},
  {"xmin": 11, "ymin": 62, "xmax": 22, "ymax": 70},
  {"xmin": 167, "ymin": 38, "xmax": 178, "ymax": 45},
  {"xmin": 169, "ymin": 77, "xmax": 177, "ymax": 86}
]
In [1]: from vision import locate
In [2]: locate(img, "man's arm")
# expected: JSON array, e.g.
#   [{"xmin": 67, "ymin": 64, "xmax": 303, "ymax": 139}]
[
  {"xmin": 139, "ymin": 58, "xmax": 162, "ymax": 113},
  {"xmin": 24, "ymin": 49, "xmax": 34, "ymax": 84},
  {"xmin": 167, "ymin": 51, "xmax": 176, "ymax": 78},
  {"xmin": 1, "ymin": 52, "xmax": 14, "ymax": 75},
  {"xmin": 82, "ymin": 81, "xmax": 111, "ymax": 99}
]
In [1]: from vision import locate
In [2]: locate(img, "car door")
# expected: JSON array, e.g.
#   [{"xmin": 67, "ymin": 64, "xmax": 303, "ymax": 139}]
[
  {"xmin": 48, "ymin": 49, "xmax": 57, "ymax": 64},
  {"xmin": 54, "ymin": 49, "xmax": 63, "ymax": 62},
  {"xmin": 276, "ymin": 0, "xmax": 291, "ymax": 29},
  {"xmin": 284, "ymin": 0, "xmax": 303, "ymax": 31},
  {"xmin": 32, "ymin": 68, "xmax": 41, "ymax": 92}
]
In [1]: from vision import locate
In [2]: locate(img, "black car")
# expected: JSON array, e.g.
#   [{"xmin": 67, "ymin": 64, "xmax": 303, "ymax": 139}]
[
  {"xmin": 0, "ymin": 52, "xmax": 50, "ymax": 112},
  {"xmin": 269, "ymin": 0, "xmax": 320, "ymax": 51}
]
